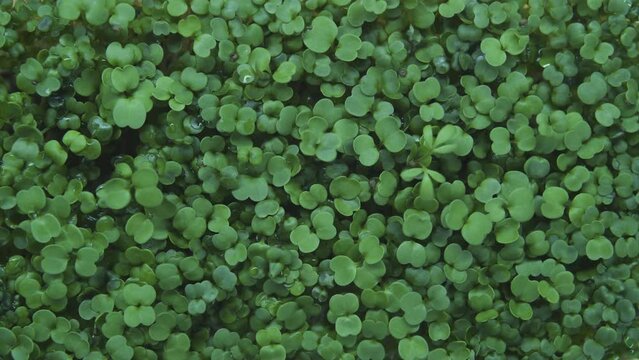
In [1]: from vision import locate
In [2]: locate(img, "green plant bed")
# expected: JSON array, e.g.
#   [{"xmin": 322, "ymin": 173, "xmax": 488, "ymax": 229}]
[{"xmin": 0, "ymin": 0, "xmax": 638, "ymax": 359}]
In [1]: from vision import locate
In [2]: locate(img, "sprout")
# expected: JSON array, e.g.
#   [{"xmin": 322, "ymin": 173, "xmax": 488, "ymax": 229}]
[
  {"xmin": 0, "ymin": 1, "xmax": 638, "ymax": 359},
  {"xmin": 303, "ymin": 16, "xmax": 338, "ymax": 54}
]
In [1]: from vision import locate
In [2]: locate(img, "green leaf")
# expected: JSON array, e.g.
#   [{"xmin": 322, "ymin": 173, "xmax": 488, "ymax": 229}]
[
  {"xmin": 303, "ymin": 16, "xmax": 338, "ymax": 53},
  {"xmin": 41, "ymin": 244, "xmax": 69, "ymax": 275},
  {"xmin": 125, "ymin": 213, "xmax": 154, "ymax": 244},
  {"xmin": 97, "ymin": 179, "xmax": 131, "ymax": 210},
  {"xmin": 500, "ymin": 29, "xmax": 529, "ymax": 55},
  {"xmin": 17, "ymin": 186, "xmax": 46, "ymax": 214},
  {"xmin": 273, "ymin": 61, "xmax": 297, "ymax": 83},
  {"xmin": 290, "ymin": 225, "xmax": 320, "ymax": 253},
  {"xmin": 481, "ymin": 37, "xmax": 507, "ymax": 66},
  {"xmin": 353, "ymin": 134, "xmax": 379, "ymax": 166},
  {"xmin": 461, "ymin": 212, "xmax": 493, "ymax": 245},
  {"xmin": 398, "ymin": 336, "xmax": 429, "ymax": 360},
  {"xmin": 113, "ymin": 98, "xmax": 147, "ymax": 129},
  {"xmin": 193, "ymin": 34, "xmax": 217, "ymax": 58},
  {"xmin": 578, "ymin": 72, "xmax": 608, "ymax": 105},
  {"xmin": 31, "ymin": 214, "xmax": 62, "ymax": 243},
  {"xmin": 330, "ymin": 255, "xmax": 357, "ymax": 286},
  {"xmin": 586, "ymin": 236, "xmax": 614, "ymax": 260},
  {"xmin": 111, "ymin": 65, "xmax": 140, "ymax": 92}
]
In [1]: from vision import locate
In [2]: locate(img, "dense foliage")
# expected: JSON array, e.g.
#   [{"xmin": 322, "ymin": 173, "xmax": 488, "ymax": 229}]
[{"xmin": 0, "ymin": 0, "xmax": 638, "ymax": 359}]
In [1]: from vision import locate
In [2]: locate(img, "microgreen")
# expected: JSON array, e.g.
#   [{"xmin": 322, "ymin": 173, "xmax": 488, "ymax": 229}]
[{"xmin": 0, "ymin": 2, "xmax": 637, "ymax": 359}]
